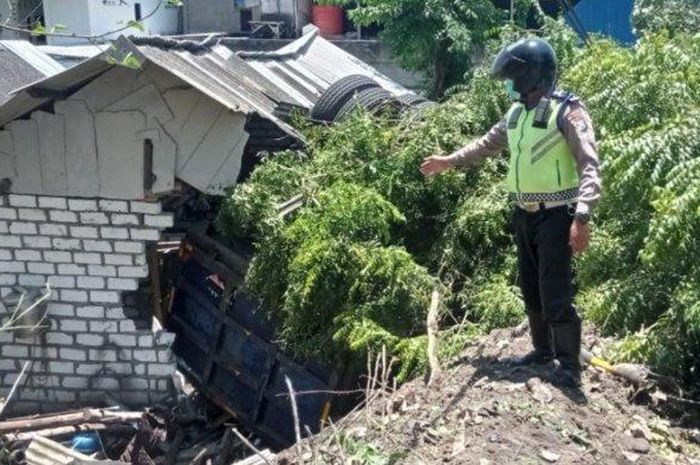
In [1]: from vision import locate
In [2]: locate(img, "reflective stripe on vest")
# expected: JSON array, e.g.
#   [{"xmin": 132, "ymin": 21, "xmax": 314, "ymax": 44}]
[{"xmin": 505, "ymin": 99, "xmax": 579, "ymax": 195}]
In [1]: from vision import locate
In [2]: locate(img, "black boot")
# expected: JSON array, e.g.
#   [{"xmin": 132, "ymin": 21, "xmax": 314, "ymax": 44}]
[
  {"xmin": 551, "ymin": 317, "xmax": 582, "ymax": 387},
  {"xmin": 506, "ymin": 312, "xmax": 554, "ymax": 366}
]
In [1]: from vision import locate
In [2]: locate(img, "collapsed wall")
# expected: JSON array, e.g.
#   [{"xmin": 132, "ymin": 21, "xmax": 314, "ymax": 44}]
[{"xmin": 0, "ymin": 193, "xmax": 176, "ymax": 414}]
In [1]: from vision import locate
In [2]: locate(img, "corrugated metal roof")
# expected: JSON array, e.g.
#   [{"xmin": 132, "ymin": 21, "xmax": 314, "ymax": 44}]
[
  {"xmin": 0, "ymin": 41, "xmax": 64, "ymax": 105},
  {"xmin": 0, "ymin": 36, "xmax": 303, "ymax": 140},
  {"xmin": 238, "ymin": 26, "xmax": 411, "ymax": 108}
]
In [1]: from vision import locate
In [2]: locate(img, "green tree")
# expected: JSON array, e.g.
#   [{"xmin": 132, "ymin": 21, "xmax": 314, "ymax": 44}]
[{"xmin": 332, "ymin": 0, "xmax": 535, "ymax": 98}]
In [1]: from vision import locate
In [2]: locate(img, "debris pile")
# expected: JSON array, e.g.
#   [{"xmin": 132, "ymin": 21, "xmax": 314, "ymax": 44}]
[{"xmin": 0, "ymin": 392, "xmax": 275, "ymax": 465}]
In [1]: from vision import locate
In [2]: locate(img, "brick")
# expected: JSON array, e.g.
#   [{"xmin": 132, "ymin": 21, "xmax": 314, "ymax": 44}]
[
  {"xmin": 155, "ymin": 331, "xmax": 176, "ymax": 347},
  {"xmin": 107, "ymin": 277, "xmax": 138, "ymax": 291},
  {"xmin": 52, "ymin": 238, "xmax": 82, "ymax": 250},
  {"xmin": 106, "ymin": 308, "xmax": 126, "ymax": 319},
  {"xmin": 49, "ymin": 361, "xmax": 75, "ymax": 374},
  {"xmin": 144, "ymin": 214, "xmax": 173, "ymax": 228},
  {"xmin": 62, "ymin": 377, "xmax": 89, "ymax": 389},
  {"xmin": 118, "ymin": 265, "xmax": 148, "ymax": 278},
  {"xmin": 77, "ymin": 305, "xmax": 104, "ymax": 318},
  {"xmin": 0, "ymin": 221, "xmax": 7, "ymax": 233},
  {"xmin": 57, "ymin": 264, "xmax": 86, "ymax": 275},
  {"xmin": 2, "ymin": 345, "xmax": 29, "ymax": 357},
  {"xmin": 39, "ymin": 223, "xmax": 68, "ymax": 236},
  {"xmin": 18, "ymin": 208, "xmax": 47, "ymax": 221},
  {"xmin": 44, "ymin": 250, "xmax": 72, "ymax": 263},
  {"xmin": 121, "ymin": 391, "xmax": 150, "ymax": 405},
  {"xmin": 130, "ymin": 201, "xmax": 161, "ymax": 214},
  {"xmin": 18, "ymin": 274, "xmax": 45, "ymax": 286},
  {"xmin": 100, "ymin": 226, "xmax": 129, "ymax": 239},
  {"xmin": 23, "ymin": 236, "xmax": 51, "ymax": 248},
  {"xmin": 0, "ymin": 207, "xmax": 17, "ymax": 220},
  {"xmin": 27, "ymin": 262, "xmax": 55, "ymax": 274},
  {"xmin": 158, "ymin": 350, "xmax": 174, "ymax": 363},
  {"xmin": 122, "ymin": 378, "xmax": 149, "ymax": 390},
  {"xmin": 68, "ymin": 199, "xmax": 98, "ymax": 211},
  {"xmin": 80, "ymin": 212, "xmax": 109, "ymax": 225},
  {"xmin": 111, "ymin": 214, "xmax": 140, "ymax": 225},
  {"xmin": 132, "ymin": 350, "xmax": 157, "ymax": 362},
  {"xmin": 76, "ymin": 364, "xmax": 102, "ymax": 375},
  {"xmin": 48, "ymin": 275, "xmax": 75, "ymax": 288},
  {"xmin": 83, "ymin": 240, "xmax": 112, "ymax": 252},
  {"xmin": 87, "ymin": 264, "xmax": 117, "ymax": 277},
  {"xmin": 53, "ymin": 391, "xmax": 77, "ymax": 402},
  {"xmin": 138, "ymin": 335, "xmax": 154, "ymax": 346},
  {"xmin": 90, "ymin": 349, "xmax": 118, "ymax": 362},
  {"xmin": 114, "ymin": 241, "xmax": 144, "ymax": 254},
  {"xmin": 60, "ymin": 319, "xmax": 88, "ymax": 332},
  {"xmin": 0, "ymin": 249, "xmax": 11, "ymax": 260},
  {"xmin": 70, "ymin": 226, "xmax": 98, "ymax": 238},
  {"xmin": 9, "ymin": 222, "xmax": 37, "ymax": 235},
  {"xmin": 38, "ymin": 196, "xmax": 67, "ymax": 209},
  {"xmin": 130, "ymin": 228, "xmax": 160, "ymax": 241},
  {"xmin": 77, "ymin": 334, "xmax": 104, "ymax": 346},
  {"xmin": 108, "ymin": 334, "xmax": 137, "ymax": 347},
  {"xmin": 104, "ymin": 254, "xmax": 132, "ymax": 266},
  {"xmin": 77, "ymin": 276, "xmax": 105, "ymax": 289},
  {"xmin": 60, "ymin": 348, "xmax": 87, "ymax": 361},
  {"xmin": 74, "ymin": 253, "xmax": 101, "ymax": 264},
  {"xmin": 49, "ymin": 210, "xmax": 78, "ymax": 223},
  {"xmin": 0, "ymin": 261, "xmax": 26, "ymax": 273},
  {"xmin": 99, "ymin": 200, "xmax": 128, "ymax": 212},
  {"xmin": 0, "ymin": 274, "xmax": 16, "ymax": 285},
  {"xmin": 8, "ymin": 194, "xmax": 36, "ymax": 207},
  {"xmin": 158, "ymin": 379, "xmax": 170, "ymax": 392},
  {"xmin": 133, "ymin": 364, "xmax": 146, "ymax": 376},
  {"xmin": 89, "ymin": 320, "xmax": 117, "ymax": 332},
  {"xmin": 90, "ymin": 290, "xmax": 120, "ymax": 303},
  {"xmin": 148, "ymin": 363, "xmax": 174, "ymax": 377},
  {"xmin": 61, "ymin": 289, "xmax": 88, "ymax": 302},
  {"xmin": 93, "ymin": 377, "xmax": 120, "ymax": 390},
  {"xmin": 47, "ymin": 303, "xmax": 75, "ymax": 317},
  {"xmin": 14, "ymin": 249, "xmax": 41, "ymax": 261},
  {"xmin": 0, "ymin": 235, "xmax": 22, "ymax": 248},
  {"xmin": 120, "ymin": 320, "xmax": 137, "ymax": 332}
]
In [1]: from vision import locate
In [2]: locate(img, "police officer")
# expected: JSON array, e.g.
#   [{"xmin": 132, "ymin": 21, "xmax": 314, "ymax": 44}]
[{"xmin": 420, "ymin": 38, "xmax": 602, "ymax": 386}]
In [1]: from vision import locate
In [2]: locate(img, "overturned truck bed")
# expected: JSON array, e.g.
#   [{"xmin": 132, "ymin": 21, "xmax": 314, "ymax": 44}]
[{"xmin": 164, "ymin": 233, "xmax": 358, "ymax": 449}]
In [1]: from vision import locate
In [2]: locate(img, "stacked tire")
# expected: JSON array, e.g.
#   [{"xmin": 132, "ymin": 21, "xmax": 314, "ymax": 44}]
[{"xmin": 311, "ymin": 75, "xmax": 434, "ymax": 123}]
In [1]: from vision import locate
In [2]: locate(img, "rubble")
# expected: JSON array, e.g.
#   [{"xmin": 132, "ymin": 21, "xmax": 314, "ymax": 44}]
[{"xmin": 0, "ymin": 393, "xmax": 276, "ymax": 465}]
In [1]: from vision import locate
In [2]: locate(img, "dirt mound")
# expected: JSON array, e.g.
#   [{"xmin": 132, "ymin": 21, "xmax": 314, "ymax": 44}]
[{"xmin": 277, "ymin": 325, "xmax": 700, "ymax": 464}]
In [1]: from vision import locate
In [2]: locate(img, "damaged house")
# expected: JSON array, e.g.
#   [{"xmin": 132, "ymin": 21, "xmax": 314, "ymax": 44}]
[{"xmin": 0, "ymin": 29, "xmax": 416, "ymax": 450}]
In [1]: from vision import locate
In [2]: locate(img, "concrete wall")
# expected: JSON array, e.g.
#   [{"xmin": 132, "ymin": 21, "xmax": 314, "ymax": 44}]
[
  {"xmin": 43, "ymin": 0, "xmax": 179, "ymax": 45},
  {"xmin": 184, "ymin": 0, "xmax": 261, "ymax": 34},
  {"xmin": 0, "ymin": 193, "xmax": 175, "ymax": 414}
]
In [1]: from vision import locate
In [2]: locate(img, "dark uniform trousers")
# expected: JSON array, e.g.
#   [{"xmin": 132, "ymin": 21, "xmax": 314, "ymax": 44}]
[{"xmin": 513, "ymin": 204, "xmax": 582, "ymax": 369}]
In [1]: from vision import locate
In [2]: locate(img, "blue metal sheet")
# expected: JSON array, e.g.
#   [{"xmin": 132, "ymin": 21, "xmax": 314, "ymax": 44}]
[{"xmin": 570, "ymin": 0, "xmax": 636, "ymax": 44}]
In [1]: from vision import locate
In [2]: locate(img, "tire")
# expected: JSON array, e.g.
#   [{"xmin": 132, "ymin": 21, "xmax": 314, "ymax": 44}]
[
  {"xmin": 334, "ymin": 87, "xmax": 399, "ymax": 121},
  {"xmin": 396, "ymin": 93, "xmax": 429, "ymax": 107},
  {"xmin": 311, "ymin": 75, "xmax": 381, "ymax": 122}
]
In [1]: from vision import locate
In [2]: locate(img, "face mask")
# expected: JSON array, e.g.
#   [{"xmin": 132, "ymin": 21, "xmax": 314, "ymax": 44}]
[{"xmin": 505, "ymin": 79, "xmax": 521, "ymax": 101}]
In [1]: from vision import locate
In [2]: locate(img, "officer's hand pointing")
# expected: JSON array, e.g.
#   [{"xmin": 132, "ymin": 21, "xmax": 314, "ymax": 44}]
[
  {"xmin": 421, "ymin": 155, "xmax": 453, "ymax": 176},
  {"xmin": 569, "ymin": 219, "xmax": 590, "ymax": 255}
]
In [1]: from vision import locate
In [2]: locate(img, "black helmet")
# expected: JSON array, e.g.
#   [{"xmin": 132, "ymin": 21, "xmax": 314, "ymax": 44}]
[{"xmin": 491, "ymin": 38, "xmax": 557, "ymax": 96}]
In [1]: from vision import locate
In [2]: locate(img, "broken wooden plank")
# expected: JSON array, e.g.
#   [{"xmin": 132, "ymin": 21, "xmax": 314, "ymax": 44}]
[{"xmin": 0, "ymin": 409, "xmax": 143, "ymax": 435}]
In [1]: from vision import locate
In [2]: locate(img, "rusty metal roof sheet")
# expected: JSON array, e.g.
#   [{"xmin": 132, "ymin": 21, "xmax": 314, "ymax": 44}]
[
  {"xmin": 0, "ymin": 36, "xmax": 303, "ymax": 140},
  {"xmin": 238, "ymin": 26, "xmax": 411, "ymax": 108}
]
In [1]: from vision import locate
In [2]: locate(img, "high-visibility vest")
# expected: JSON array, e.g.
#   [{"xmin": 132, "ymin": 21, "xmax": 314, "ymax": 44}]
[{"xmin": 505, "ymin": 97, "xmax": 579, "ymax": 196}]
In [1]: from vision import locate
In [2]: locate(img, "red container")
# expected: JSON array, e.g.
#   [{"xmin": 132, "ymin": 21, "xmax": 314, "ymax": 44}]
[{"xmin": 311, "ymin": 4, "xmax": 344, "ymax": 37}]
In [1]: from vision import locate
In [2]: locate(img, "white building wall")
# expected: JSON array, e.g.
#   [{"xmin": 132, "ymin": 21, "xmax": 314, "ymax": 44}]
[{"xmin": 44, "ymin": 0, "xmax": 178, "ymax": 45}]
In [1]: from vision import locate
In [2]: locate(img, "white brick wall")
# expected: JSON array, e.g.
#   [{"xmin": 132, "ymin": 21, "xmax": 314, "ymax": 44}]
[{"xmin": 0, "ymin": 194, "xmax": 176, "ymax": 414}]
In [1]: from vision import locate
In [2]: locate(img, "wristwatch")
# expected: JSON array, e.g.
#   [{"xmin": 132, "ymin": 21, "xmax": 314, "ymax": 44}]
[{"xmin": 574, "ymin": 212, "xmax": 590, "ymax": 224}]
